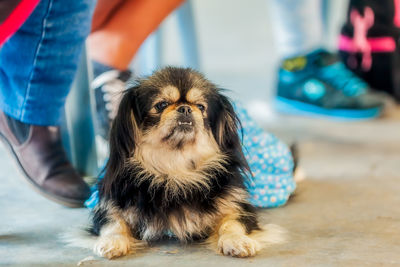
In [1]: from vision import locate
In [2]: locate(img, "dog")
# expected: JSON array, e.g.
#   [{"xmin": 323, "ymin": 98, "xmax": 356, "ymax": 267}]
[{"xmin": 86, "ymin": 67, "xmax": 285, "ymax": 259}]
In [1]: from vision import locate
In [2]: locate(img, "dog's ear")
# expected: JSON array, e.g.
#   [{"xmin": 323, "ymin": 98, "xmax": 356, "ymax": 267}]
[
  {"xmin": 213, "ymin": 94, "xmax": 240, "ymax": 151},
  {"xmin": 212, "ymin": 93, "xmax": 249, "ymax": 172},
  {"xmin": 101, "ymin": 86, "xmax": 141, "ymax": 196},
  {"xmin": 108, "ymin": 86, "xmax": 141, "ymax": 162}
]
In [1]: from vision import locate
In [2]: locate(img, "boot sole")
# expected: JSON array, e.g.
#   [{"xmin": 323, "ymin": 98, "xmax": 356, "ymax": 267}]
[
  {"xmin": 0, "ymin": 132, "xmax": 86, "ymax": 208},
  {"xmin": 275, "ymin": 97, "xmax": 382, "ymax": 120}
]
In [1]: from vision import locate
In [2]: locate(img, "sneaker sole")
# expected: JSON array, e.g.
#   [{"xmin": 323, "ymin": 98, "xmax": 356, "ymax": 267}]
[
  {"xmin": 0, "ymin": 132, "xmax": 86, "ymax": 208},
  {"xmin": 275, "ymin": 97, "xmax": 382, "ymax": 120}
]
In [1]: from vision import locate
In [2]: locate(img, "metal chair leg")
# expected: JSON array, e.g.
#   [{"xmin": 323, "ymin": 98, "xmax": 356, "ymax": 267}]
[
  {"xmin": 62, "ymin": 46, "xmax": 98, "ymax": 177},
  {"xmin": 176, "ymin": 0, "xmax": 200, "ymax": 70},
  {"xmin": 135, "ymin": 0, "xmax": 200, "ymax": 74},
  {"xmin": 136, "ymin": 30, "xmax": 163, "ymax": 76}
]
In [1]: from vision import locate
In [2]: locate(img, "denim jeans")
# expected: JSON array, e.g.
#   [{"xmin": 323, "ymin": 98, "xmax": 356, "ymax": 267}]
[{"xmin": 0, "ymin": 0, "xmax": 96, "ymax": 125}]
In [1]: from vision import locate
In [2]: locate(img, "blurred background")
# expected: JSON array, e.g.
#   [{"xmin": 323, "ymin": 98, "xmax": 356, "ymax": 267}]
[
  {"xmin": 128, "ymin": 0, "xmax": 399, "ymax": 150},
  {"xmin": 134, "ymin": 0, "xmax": 348, "ymax": 109},
  {"xmin": 2, "ymin": 0, "xmax": 400, "ymax": 265}
]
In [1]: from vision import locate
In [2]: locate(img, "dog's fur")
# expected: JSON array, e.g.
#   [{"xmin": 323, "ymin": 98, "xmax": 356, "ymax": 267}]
[{"xmin": 88, "ymin": 67, "xmax": 285, "ymax": 259}]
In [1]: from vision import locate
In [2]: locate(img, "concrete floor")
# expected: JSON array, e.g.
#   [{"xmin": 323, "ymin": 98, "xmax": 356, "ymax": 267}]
[
  {"xmin": 2, "ymin": 106, "xmax": 400, "ymax": 266},
  {"xmin": 2, "ymin": 0, "xmax": 400, "ymax": 266}
]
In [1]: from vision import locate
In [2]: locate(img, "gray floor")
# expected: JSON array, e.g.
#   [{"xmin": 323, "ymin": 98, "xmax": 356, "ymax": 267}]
[
  {"xmin": 2, "ymin": 105, "xmax": 400, "ymax": 266},
  {"xmin": 2, "ymin": 0, "xmax": 400, "ymax": 266}
]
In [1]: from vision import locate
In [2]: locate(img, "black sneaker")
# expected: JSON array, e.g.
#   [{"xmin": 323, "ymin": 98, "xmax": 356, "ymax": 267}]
[{"xmin": 92, "ymin": 70, "xmax": 132, "ymax": 139}]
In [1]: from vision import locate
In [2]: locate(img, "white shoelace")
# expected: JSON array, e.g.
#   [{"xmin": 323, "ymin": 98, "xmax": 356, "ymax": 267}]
[{"xmin": 92, "ymin": 70, "xmax": 125, "ymax": 120}]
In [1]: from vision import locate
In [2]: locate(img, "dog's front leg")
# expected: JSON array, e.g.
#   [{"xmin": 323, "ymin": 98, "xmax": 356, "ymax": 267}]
[
  {"xmin": 216, "ymin": 217, "xmax": 260, "ymax": 258},
  {"xmin": 94, "ymin": 216, "xmax": 137, "ymax": 259}
]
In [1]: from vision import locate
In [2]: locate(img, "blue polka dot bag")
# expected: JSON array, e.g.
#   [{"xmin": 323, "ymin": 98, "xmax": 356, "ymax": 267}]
[
  {"xmin": 85, "ymin": 102, "xmax": 296, "ymax": 209},
  {"xmin": 234, "ymin": 102, "xmax": 296, "ymax": 208}
]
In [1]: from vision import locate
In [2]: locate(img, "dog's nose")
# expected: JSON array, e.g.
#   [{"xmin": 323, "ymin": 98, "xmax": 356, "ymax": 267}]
[{"xmin": 177, "ymin": 105, "xmax": 192, "ymax": 116}]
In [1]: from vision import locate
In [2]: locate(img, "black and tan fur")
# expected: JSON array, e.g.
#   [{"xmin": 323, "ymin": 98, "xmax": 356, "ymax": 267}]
[{"xmin": 89, "ymin": 67, "xmax": 284, "ymax": 259}]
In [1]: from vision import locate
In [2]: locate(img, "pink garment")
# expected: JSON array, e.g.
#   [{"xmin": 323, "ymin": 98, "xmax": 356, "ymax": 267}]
[
  {"xmin": 394, "ymin": 0, "xmax": 400, "ymax": 27},
  {"xmin": 339, "ymin": 35, "xmax": 396, "ymax": 53},
  {"xmin": 0, "ymin": 0, "xmax": 39, "ymax": 46},
  {"xmin": 350, "ymin": 7, "xmax": 374, "ymax": 70},
  {"xmin": 339, "ymin": 6, "xmax": 399, "ymax": 71}
]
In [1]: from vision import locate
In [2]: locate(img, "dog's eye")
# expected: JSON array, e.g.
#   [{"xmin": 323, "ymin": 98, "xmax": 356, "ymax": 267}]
[
  {"xmin": 155, "ymin": 101, "xmax": 169, "ymax": 112},
  {"xmin": 196, "ymin": 104, "xmax": 205, "ymax": 112}
]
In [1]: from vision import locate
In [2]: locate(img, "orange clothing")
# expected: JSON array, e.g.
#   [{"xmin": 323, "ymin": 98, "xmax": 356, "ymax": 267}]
[{"xmin": 88, "ymin": 0, "xmax": 184, "ymax": 70}]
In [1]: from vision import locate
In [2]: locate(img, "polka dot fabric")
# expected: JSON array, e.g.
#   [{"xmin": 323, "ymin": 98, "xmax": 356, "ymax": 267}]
[
  {"xmin": 235, "ymin": 102, "xmax": 296, "ymax": 208},
  {"xmin": 85, "ymin": 102, "xmax": 296, "ymax": 209}
]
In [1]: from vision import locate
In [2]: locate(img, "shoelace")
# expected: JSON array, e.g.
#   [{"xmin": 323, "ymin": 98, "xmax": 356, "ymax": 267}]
[
  {"xmin": 92, "ymin": 70, "xmax": 126, "ymax": 120},
  {"xmin": 101, "ymin": 79, "xmax": 125, "ymax": 120},
  {"xmin": 318, "ymin": 62, "xmax": 367, "ymax": 97}
]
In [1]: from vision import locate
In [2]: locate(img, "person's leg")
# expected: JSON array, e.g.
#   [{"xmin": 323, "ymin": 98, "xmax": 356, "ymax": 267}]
[
  {"xmin": 88, "ymin": 0, "xmax": 184, "ymax": 141},
  {"xmin": 88, "ymin": 0, "xmax": 184, "ymax": 71},
  {"xmin": 269, "ymin": 0, "xmax": 323, "ymax": 58},
  {"xmin": 91, "ymin": 0, "xmax": 125, "ymax": 33},
  {"xmin": 0, "ymin": 0, "xmax": 96, "ymax": 125},
  {"xmin": 270, "ymin": 0, "xmax": 385, "ymax": 119},
  {"xmin": 0, "ymin": 0, "xmax": 96, "ymax": 206}
]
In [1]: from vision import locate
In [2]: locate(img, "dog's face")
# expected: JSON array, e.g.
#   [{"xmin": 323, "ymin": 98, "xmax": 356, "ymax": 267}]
[
  {"xmin": 143, "ymin": 83, "xmax": 210, "ymax": 149},
  {"xmin": 104, "ymin": 67, "xmax": 247, "ymax": 192},
  {"xmin": 110, "ymin": 67, "xmax": 242, "ymax": 154}
]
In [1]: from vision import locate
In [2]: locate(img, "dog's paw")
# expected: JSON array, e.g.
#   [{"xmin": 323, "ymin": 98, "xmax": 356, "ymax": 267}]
[
  {"xmin": 93, "ymin": 234, "xmax": 134, "ymax": 259},
  {"xmin": 218, "ymin": 234, "xmax": 261, "ymax": 258}
]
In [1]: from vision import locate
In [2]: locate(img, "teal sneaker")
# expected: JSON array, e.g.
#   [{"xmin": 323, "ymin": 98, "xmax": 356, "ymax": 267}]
[{"xmin": 275, "ymin": 50, "xmax": 385, "ymax": 120}]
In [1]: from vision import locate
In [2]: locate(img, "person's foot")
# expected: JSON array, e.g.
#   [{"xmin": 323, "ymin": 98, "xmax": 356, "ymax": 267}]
[
  {"xmin": 0, "ymin": 111, "xmax": 91, "ymax": 207},
  {"xmin": 92, "ymin": 70, "xmax": 132, "ymax": 139},
  {"xmin": 275, "ymin": 49, "xmax": 385, "ymax": 120}
]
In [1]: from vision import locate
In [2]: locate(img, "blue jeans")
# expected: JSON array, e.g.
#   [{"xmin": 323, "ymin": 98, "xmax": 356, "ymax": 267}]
[{"xmin": 0, "ymin": 0, "xmax": 96, "ymax": 126}]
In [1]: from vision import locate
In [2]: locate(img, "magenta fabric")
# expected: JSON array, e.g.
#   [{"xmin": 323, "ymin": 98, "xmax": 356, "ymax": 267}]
[
  {"xmin": 394, "ymin": 0, "xmax": 400, "ymax": 27},
  {"xmin": 0, "ymin": 0, "xmax": 39, "ymax": 46},
  {"xmin": 339, "ymin": 35, "xmax": 396, "ymax": 53}
]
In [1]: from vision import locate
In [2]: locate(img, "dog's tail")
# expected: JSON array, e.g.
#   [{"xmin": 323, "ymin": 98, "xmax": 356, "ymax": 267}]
[
  {"xmin": 206, "ymin": 223, "xmax": 287, "ymax": 254},
  {"xmin": 249, "ymin": 223, "xmax": 287, "ymax": 247},
  {"xmin": 290, "ymin": 143, "xmax": 306, "ymax": 182},
  {"xmin": 290, "ymin": 143, "xmax": 299, "ymax": 172},
  {"xmin": 60, "ymin": 227, "xmax": 98, "ymax": 250}
]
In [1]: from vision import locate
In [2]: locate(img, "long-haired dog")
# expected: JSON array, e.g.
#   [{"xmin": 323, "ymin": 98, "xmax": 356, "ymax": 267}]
[{"xmin": 85, "ymin": 67, "xmax": 285, "ymax": 259}]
